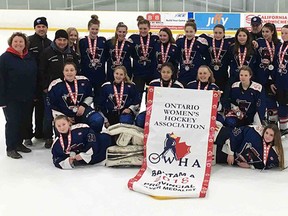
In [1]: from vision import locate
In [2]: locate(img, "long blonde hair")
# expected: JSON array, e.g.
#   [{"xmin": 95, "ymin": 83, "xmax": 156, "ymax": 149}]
[
  {"xmin": 197, "ymin": 65, "xmax": 215, "ymax": 83},
  {"xmin": 66, "ymin": 27, "xmax": 80, "ymax": 55},
  {"xmin": 114, "ymin": 66, "xmax": 132, "ymax": 84}
]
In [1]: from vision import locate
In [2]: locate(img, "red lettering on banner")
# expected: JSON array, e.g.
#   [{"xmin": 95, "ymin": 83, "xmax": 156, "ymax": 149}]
[{"xmin": 146, "ymin": 13, "xmax": 161, "ymax": 22}]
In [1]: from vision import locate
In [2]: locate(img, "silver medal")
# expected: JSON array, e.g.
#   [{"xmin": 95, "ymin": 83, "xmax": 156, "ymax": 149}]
[
  {"xmin": 185, "ymin": 65, "xmax": 190, "ymax": 71},
  {"xmin": 214, "ymin": 65, "xmax": 220, "ymax": 71},
  {"xmin": 73, "ymin": 107, "xmax": 78, "ymax": 113},
  {"xmin": 91, "ymin": 62, "xmax": 96, "ymax": 67},
  {"xmin": 268, "ymin": 64, "xmax": 274, "ymax": 70},
  {"xmin": 143, "ymin": 61, "xmax": 146, "ymax": 66}
]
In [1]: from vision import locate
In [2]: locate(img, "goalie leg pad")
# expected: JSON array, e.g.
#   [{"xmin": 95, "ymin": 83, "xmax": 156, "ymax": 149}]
[{"xmin": 105, "ymin": 145, "xmax": 144, "ymax": 167}]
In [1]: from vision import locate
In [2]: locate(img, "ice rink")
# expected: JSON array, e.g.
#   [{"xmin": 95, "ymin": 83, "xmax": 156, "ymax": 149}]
[{"xmin": 0, "ymin": 29, "xmax": 288, "ymax": 216}]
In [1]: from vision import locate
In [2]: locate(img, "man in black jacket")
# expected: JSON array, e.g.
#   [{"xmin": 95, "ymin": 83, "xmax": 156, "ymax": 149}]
[
  {"xmin": 39, "ymin": 29, "xmax": 79, "ymax": 148},
  {"xmin": 24, "ymin": 17, "xmax": 52, "ymax": 146},
  {"xmin": 249, "ymin": 16, "xmax": 263, "ymax": 41}
]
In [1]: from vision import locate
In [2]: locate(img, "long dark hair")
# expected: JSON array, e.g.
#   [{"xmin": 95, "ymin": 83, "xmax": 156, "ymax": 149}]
[
  {"xmin": 233, "ymin": 28, "xmax": 254, "ymax": 56},
  {"xmin": 159, "ymin": 27, "xmax": 175, "ymax": 44},
  {"xmin": 263, "ymin": 23, "xmax": 280, "ymax": 46}
]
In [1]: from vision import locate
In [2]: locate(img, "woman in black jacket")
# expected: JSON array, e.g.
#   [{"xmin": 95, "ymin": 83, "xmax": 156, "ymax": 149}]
[{"xmin": 0, "ymin": 32, "xmax": 38, "ymax": 159}]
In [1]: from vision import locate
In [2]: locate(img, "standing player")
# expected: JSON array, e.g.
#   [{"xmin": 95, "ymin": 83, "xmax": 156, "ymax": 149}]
[
  {"xmin": 24, "ymin": 17, "xmax": 51, "ymax": 146},
  {"xmin": 52, "ymin": 115, "xmax": 112, "ymax": 169},
  {"xmin": 106, "ymin": 22, "xmax": 133, "ymax": 82},
  {"xmin": 79, "ymin": 15, "xmax": 107, "ymax": 108},
  {"xmin": 99, "ymin": 66, "xmax": 140, "ymax": 127},
  {"xmin": 48, "ymin": 61, "xmax": 104, "ymax": 133},
  {"xmin": 176, "ymin": 19, "xmax": 210, "ymax": 86},
  {"xmin": 271, "ymin": 25, "xmax": 288, "ymax": 135},
  {"xmin": 129, "ymin": 16, "xmax": 159, "ymax": 101},
  {"xmin": 153, "ymin": 27, "xmax": 180, "ymax": 79},
  {"xmin": 228, "ymin": 28, "xmax": 258, "ymax": 84},
  {"xmin": 255, "ymin": 23, "xmax": 280, "ymax": 124},
  {"xmin": 199, "ymin": 24, "xmax": 234, "ymax": 92},
  {"xmin": 67, "ymin": 27, "xmax": 80, "ymax": 56}
]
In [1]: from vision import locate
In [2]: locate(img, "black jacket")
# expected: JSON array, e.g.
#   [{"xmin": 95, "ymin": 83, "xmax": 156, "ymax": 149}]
[
  {"xmin": 28, "ymin": 33, "xmax": 52, "ymax": 64},
  {"xmin": 39, "ymin": 42, "xmax": 80, "ymax": 90},
  {"xmin": 0, "ymin": 50, "xmax": 38, "ymax": 106}
]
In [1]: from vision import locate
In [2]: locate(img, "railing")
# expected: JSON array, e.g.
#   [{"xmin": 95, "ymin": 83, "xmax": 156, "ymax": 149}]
[{"xmin": 0, "ymin": 0, "xmax": 285, "ymax": 12}]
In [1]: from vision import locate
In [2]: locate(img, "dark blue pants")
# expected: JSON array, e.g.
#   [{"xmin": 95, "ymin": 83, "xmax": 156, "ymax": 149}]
[
  {"xmin": 3, "ymin": 100, "xmax": 33, "ymax": 151},
  {"xmin": 43, "ymin": 93, "xmax": 53, "ymax": 140}
]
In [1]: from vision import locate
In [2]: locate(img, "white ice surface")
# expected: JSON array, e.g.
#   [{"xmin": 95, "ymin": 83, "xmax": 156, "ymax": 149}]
[{"xmin": 0, "ymin": 30, "xmax": 288, "ymax": 216}]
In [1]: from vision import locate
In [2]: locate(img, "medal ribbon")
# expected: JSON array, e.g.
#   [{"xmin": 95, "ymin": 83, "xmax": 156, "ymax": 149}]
[
  {"xmin": 278, "ymin": 43, "xmax": 288, "ymax": 66},
  {"xmin": 238, "ymin": 47, "xmax": 247, "ymax": 67},
  {"xmin": 65, "ymin": 79, "xmax": 78, "ymax": 105},
  {"xmin": 160, "ymin": 80, "xmax": 172, "ymax": 88},
  {"xmin": 115, "ymin": 39, "xmax": 125, "ymax": 64},
  {"xmin": 60, "ymin": 130, "xmax": 72, "ymax": 154},
  {"xmin": 113, "ymin": 81, "xmax": 124, "ymax": 110},
  {"xmin": 263, "ymin": 141, "xmax": 271, "ymax": 166},
  {"xmin": 140, "ymin": 34, "xmax": 150, "ymax": 58},
  {"xmin": 184, "ymin": 37, "xmax": 195, "ymax": 64},
  {"xmin": 88, "ymin": 36, "xmax": 97, "ymax": 60},
  {"xmin": 213, "ymin": 38, "xmax": 224, "ymax": 61},
  {"xmin": 265, "ymin": 40, "xmax": 275, "ymax": 63},
  {"xmin": 198, "ymin": 81, "xmax": 209, "ymax": 90},
  {"xmin": 161, "ymin": 42, "xmax": 171, "ymax": 64}
]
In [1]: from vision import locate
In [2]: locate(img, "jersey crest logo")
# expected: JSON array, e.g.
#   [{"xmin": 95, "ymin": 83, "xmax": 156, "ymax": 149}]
[
  {"xmin": 235, "ymin": 142, "xmax": 262, "ymax": 165},
  {"xmin": 86, "ymin": 47, "xmax": 104, "ymax": 69},
  {"xmin": 108, "ymin": 93, "xmax": 128, "ymax": 110},
  {"xmin": 62, "ymin": 93, "xmax": 84, "ymax": 110},
  {"xmin": 110, "ymin": 49, "xmax": 127, "ymax": 70}
]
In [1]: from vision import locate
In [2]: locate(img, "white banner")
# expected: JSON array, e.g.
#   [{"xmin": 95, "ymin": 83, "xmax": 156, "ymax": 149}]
[
  {"xmin": 241, "ymin": 13, "xmax": 288, "ymax": 31},
  {"xmin": 128, "ymin": 87, "xmax": 219, "ymax": 198}
]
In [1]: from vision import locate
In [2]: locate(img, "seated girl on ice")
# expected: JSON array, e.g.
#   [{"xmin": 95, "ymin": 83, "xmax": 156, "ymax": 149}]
[
  {"xmin": 52, "ymin": 115, "xmax": 112, "ymax": 169},
  {"xmin": 214, "ymin": 123, "xmax": 285, "ymax": 170}
]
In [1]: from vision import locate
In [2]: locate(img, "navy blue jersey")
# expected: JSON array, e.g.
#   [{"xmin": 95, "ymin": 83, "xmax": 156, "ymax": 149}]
[
  {"xmin": 227, "ymin": 81, "xmax": 266, "ymax": 124},
  {"xmin": 51, "ymin": 124, "xmax": 110, "ymax": 169},
  {"xmin": 176, "ymin": 36, "xmax": 210, "ymax": 85},
  {"xmin": 79, "ymin": 36, "xmax": 108, "ymax": 87},
  {"xmin": 272, "ymin": 42, "xmax": 288, "ymax": 91},
  {"xmin": 48, "ymin": 76, "xmax": 93, "ymax": 118},
  {"xmin": 99, "ymin": 81, "xmax": 140, "ymax": 116},
  {"xmin": 186, "ymin": 80, "xmax": 219, "ymax": 91},
  {"xmin": 230, "ymin": 126, "xmax": 280, "ymax": 169},
  {"xmin": 228, "ymin": 44, "xmax": 258, "ymax": 83},
  {"xmin": 153, "ymin": 41, "xmax": 180, "ymax": 79},
  {"xmin": 255, "ymin": 38, "xmax": 278, "ymax": 86},
  {"xmin": 106, "ymin": 38, "xmax": 133, "ymax": 81},
  {"xmin": 149, "ymin": 78, "xmax": 184, "ymax": 88},
  {"xmin": 199, "ymin": 34, "xmax": 234, "ymax": 91},
  {"xmin": 129, "ymin": 33, "xmax": 159, "ymax": 78}
]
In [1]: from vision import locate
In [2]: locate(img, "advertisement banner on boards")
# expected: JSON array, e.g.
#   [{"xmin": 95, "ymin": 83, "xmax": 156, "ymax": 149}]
[
  {"xmin": 128, "ymin": 87, "xmax": 219, "ymax": 198},
  {"xmin": 144, "ymin": 12, "xmax": 191, "ymax": 30},
  {"xmin": 194, "ymin": 13, "xmax": 240, "ymax": 30},
  {"xmin": 241, "ymin": 13, "xmax": 288, "ymax": 31}
]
